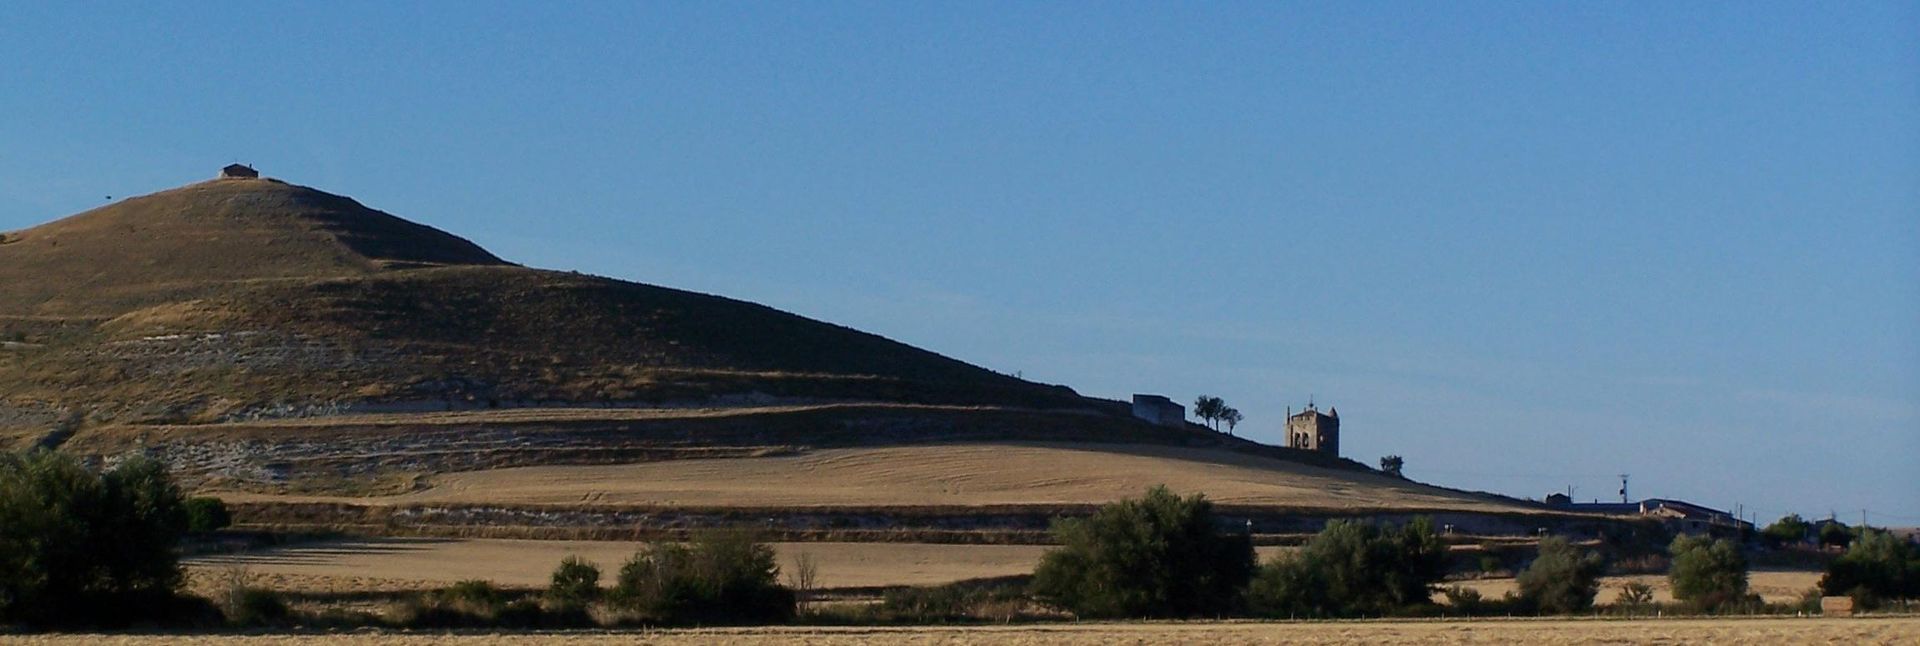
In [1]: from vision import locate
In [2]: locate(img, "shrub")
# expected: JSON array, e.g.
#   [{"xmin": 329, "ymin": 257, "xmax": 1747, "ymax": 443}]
[
  {"xmin": 1820, "ymin": 528, "xmax": 1918, "ymax": 602},
  {"xmin": 1516, "ymin": 537, "xmax": 1606, "ymax": 614},
  {"xmin": 1028, "ymin": 486, "xmax": 1254, "ymax": 618},
  {"xmin": 229, "ymin": 588, "xmax": 289, "ymax": 626},
  {"xmin": 1478, "ymin": 553, "xmax": 1503, "ymax": 577},
  {"xmin": 1668, "ymin": 535, "xmax": 1749, "ymax": 612},
  {"xmin": 185, "ymin": 497, "xmax": 232, "ymax": 533},
  {"xmin": 1614, "ymin": 582, "xmax": 1655, "ymax": 609},
  {"xmin": 441, "ymin": 579, "xmax": 503, "ymax": 607},
  {"xmin": 612, "ymin": 529, "xmax": 794, "ymax": 625},
  {"xmin": 0, "ymin": 451, "xmax": 192, "ymax": 628},
  {"xmin": 879, "ymin": 580, "xmax": 1027, "ymax": 622},
  {"xmin": 548, "ymin": 555, "xmax": 602, "ymax": 604},
  {"xmin": 1247, "ymin": 517, "xmax": 1447, "ymax": 618},
  {"xmin": 1442, "ymin": 586, "xmax": 1485, "ymax": 614},
  {"xmin": 216, "ymin": 566, "xmax": 287, "ymax": 626}
]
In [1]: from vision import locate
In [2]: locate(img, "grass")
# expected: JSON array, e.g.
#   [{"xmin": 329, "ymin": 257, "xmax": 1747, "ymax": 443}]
[
  {"xmin": 202, "ymin": 442, "xmax": 1533, "ymax": 512},
  {"xmin": 7, "ymin": 617, "xmax": 1918, "ymax": 643},
  {"xmin": 0, "ymin": 175, "xmax": 1092, "ymax": 431}
]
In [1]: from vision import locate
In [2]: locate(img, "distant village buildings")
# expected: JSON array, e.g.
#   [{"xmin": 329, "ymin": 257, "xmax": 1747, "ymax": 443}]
[
  {"xmin": 1545, "ymin": 496, "xmax": 1754, "ymax": 536},
  {"xmin": 1130, "ymin": 394, "xmax": 1185, "ymax": 427},
  {"xmin": 1285, "ymin": 403, "xmax": 1339, "ymax": 457},
  {"xmin": 220, "ymin": 163, "xmax": 258, "ymax": 179}
]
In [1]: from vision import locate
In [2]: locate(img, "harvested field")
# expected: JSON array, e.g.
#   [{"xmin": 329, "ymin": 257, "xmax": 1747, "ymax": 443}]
[
  {"xmin": 211, "ymin": 442, "xmax": 1531, "ymax": 512},
  {"xmin": 1447, "ymin": 568, "xmax": 1825, "ymax": 605},
  {"xmin": 185, "ymin": 539, "xmax": 1057, "ymax": 591},
  {"xmin": 15, "ymin": 617, "xmax": 1920, "ymax": 644},
  {"xmin": 185, "ymin": 537, "xmax": 1298, "ymax": 592}
]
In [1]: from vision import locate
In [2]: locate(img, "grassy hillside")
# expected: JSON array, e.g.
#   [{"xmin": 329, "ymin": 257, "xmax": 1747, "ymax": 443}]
[
  {"xmin": 0, "ymin": 175, "xmax": 1082, "ymax": 425},
  {"xmin": 0, "ymin": 177, "xmax": 504, "ymax": 317}
]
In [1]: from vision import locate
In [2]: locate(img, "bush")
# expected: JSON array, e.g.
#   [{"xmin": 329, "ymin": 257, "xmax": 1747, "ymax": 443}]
[
  {"xmin": 0, "ymin": 450, "xmax": 192, "ymax": 628},
  {"xmin": 441, "ymin": 579, "xmax": 503, "ymax": 607},
  {"xmin": 1820, "ymin": 528, "xmax": 1919, "ymax": 602},
  {"xmin": 1028, "ymin": 486, "xmax": 1254, "ymax": 618},
  {"xmin": 1668, "ymin": 535, "xmax": 1749, "ymax": 612},
  {"xmin": 548, "ymin": 555, "xmax": 601, "ymax": 604},
  {"xmin": 1441, "ymin": 586, "xmax": 1484, "ymax": 614},
  {"xmin": 1614, "ymin": 582, "xmax": 1655, "ymax": 609},
  {"xmin": 1478, "ymin": 553, "xmax": 1504, "ymax": 577},
  {"xmin": 1516, "ymin": 537, "xmax": 1606, "ymax": 614},
  {"xmin": 229, "ymin": 588, "xmax": 289, "ymax": 626},
  {"xmin": 1247, "ymin": 517, "xmax": 1447, "ymax": 618},
  {"xmin": 612, "ymin": 529, "xmax": 794, "ymax": 625},
  {"xmin": 185, "ymin": 497, "xmax": 232, "ymax": 533},
  {"xmin": 878, "ymin": 580, "xmax": 1027, "ymax": 623}
]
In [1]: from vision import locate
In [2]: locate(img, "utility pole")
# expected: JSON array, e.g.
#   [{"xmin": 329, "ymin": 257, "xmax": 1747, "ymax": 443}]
[{"xmin": 1618, "ymin": 474, "xmax": 1630, "ymax": 504}]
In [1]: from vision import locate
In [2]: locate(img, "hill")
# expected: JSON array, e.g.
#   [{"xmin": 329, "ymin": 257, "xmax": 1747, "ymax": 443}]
[
  {"xmin": 0, "ymin": 172, "xmax": 1081, "ymax": 429},
  {"xmin": 1, "ymin": 168, "xmax": 1551, "ymax": 533}
]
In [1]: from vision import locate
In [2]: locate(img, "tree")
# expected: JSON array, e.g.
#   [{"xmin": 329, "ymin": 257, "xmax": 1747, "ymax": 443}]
[
  {"xmin": 1820, "ymin": 528, "xmax": 1919, "ymax": 604},
  {"xmin": 1192, "ymin": 396, "xmax": 1226, "ymax": 430},
  {"xmin": 548, "ymin": 555, "xmax": 601, "ymax": 604},
  {"xmin": 1030, "ymin": 486, "xmax": 1254, "ymax": 618},
  {"xmin": 1379, "ymin": 455, "xmax": 1404, "ymax": 478},
  {"xmin": 1668, "ymin": 535, "xmax": 1749, "ymax": 612},
  {"xmin": 185, "ymin": 497, "xmax": 232, "ymax": 533},
  {"xmin": 1220, "ymin": 407, "xmax": 1243, "ymax": 435},
  {"xmin": 612, "ymin": 529, "xmax": 793, "ymax": 625},
  {"xmin": 0, "ymin": 451, "xmax": 193, "ymax": 628},
  {"xmin": 1248, "ymin": 517, "xmax": 1448, "ymax": 618},
  {"xmin": 1516, "ymin": 537, "xmax": 1606, "ymax": 614},
  {"xmin": 1761, "ymin": 514, "xmax": 1811, "ymax": 548},
  {"xmin": 1819, "ymin": 521, "xmax": 1854, "ymax": 550}
]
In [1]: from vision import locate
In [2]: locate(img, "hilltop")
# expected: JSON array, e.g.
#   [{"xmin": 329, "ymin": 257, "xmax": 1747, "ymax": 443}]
[
  {"xmin": 0, "ymin": 173, "xmax": 1081, "ymax": 430},
  {"xmin": 0, "ymin": 169, "xmax": 1558, "ymax": 535}
]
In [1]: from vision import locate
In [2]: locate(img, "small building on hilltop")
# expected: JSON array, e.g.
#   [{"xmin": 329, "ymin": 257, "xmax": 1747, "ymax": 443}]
[
  {"xmin": 1286, "ymin": 402, "xmax": 1339, "ymax": 457},
  {"xmin": 1131, "ymin": 394, "xmax": 1185, "ymax": 427},
  {"xmin": 220, "ymin": 163, "xmax": 258, "ymax": 179}
]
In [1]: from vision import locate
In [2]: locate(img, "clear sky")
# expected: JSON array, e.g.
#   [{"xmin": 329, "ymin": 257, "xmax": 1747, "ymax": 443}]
[{"xmin": 2, "ymin": 2, "xmax": 1915, "ymax": 524}]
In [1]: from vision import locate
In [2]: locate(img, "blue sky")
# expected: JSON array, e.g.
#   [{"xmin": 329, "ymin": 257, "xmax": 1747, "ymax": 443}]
[{"xmin": 2, "ymin": 2, "xmax": 1915, "ymax": 524}]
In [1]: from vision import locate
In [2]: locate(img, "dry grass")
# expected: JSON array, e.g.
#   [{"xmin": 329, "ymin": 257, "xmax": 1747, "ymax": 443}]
[
  {"xmin": 1448, "ymin": 568, "xmax": 1824, "ymax": 605},
  {"xmin": 185, "ymin": 539, "xmax": 1060, "ymax": 592},
  {"xmin": 12, "ymin": 618, "xmax": 1920, "ymax": 644},
  {"xmin": 210, "ymin": 442, "xmax": 1531, "ymax": 512},
  {"xmin": 186, "ymin": 538, "xmax": 1302, "ymax": 593},
  {"xmin": 0, "ymin": 175, "xmax": 1084, "ymax": 425}
]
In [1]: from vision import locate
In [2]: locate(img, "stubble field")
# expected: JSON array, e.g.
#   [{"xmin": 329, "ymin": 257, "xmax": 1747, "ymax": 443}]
[
  {"xmin": 15, "ymin": 617, "xmax": 1920, "ymax": 645},
  {"xmin": 209, "ymin": 442, "xmax": 1531, "ymax": 512}
]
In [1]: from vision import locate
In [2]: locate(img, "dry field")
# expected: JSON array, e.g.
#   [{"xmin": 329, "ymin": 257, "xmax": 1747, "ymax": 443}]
[
  {"xmin": 211, "ymin": 442, "xmax": 1529, "ymax": 512},
  {"xmin": 184, "ymin": 538, "xmax": 1301, "ymax": 594},
  {"xmin": 186, "ymin": 539, "xmax": 1067, "ymax": 592},
  {"xmin": 1449, "ymin": 568, "xmax": 1824, "ymax": 605},
  {"xmin": 14, "ymin": 618, "xmax": 1920, "ymax": 644}
]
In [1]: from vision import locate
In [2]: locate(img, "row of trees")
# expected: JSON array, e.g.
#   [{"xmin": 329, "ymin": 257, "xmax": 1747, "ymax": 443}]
[
  {"xmin": 1029, "ymin": 486, "xmax": 1766, "ymax": 619},
  {"xmin": 1190, "ymin": 396, "xmax": 1244, "ymax": 434},
  {"xmin": 6, "ymin": 448, "xmax": 1909, "ymax": 630}
]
